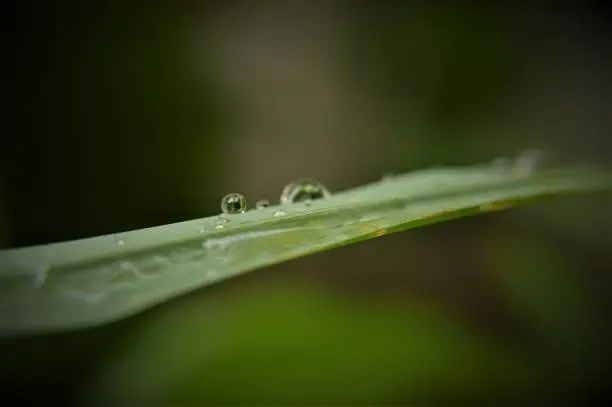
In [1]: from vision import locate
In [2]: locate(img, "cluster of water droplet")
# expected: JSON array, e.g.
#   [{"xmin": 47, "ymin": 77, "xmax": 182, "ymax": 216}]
[{"xmin": 219, "ymin": 178, "xmax": 331, "ymax": 216}]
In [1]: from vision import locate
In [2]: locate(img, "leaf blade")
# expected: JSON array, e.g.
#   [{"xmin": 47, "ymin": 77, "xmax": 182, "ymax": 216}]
[{"xmin": 0, "ymin": 166, "xmax": 610, "ymax": 336}]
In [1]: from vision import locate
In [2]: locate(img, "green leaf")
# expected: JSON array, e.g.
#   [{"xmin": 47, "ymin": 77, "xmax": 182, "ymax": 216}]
[{"xmin": 0, "ymin": 165, "xmax": 610, "ymax": 336}]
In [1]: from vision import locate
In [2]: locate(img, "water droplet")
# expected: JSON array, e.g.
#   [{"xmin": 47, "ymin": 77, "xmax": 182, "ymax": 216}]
[
  {"xmin": 221, "ymin": 193, "xmax": 247, "ymax": 214},
  {"xmin": 273, "ymin": 209, "xmax": 286, "ymax": 217},
  {"xmin": 255, "ymin": 199, "xmax": 270, "ymax": 209},
  {"xmin": 199, "ymin": 227, "xmax": 207, "ymax": 233},
  {"xmin": 214, "ymin": 216, "xmax": 230, "ymax": 229},
  {"xmin": 303, "ymin": 199, "xmax": 312, "ymax": 207},
  {"xmin": 280, "ymin": 178, "xmax": 330, "ymax": 204},
  {"xmin": 116, "ymin": 237, "xmax": 125, "ymax": 246}
]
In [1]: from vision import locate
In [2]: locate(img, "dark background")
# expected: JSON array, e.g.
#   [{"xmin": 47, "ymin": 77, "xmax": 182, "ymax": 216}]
[{"xmin": 1, "ymin": 1, "xmax": 611, "ymax": 405}]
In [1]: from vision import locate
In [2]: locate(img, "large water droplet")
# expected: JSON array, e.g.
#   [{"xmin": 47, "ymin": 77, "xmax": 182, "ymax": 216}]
[
  {"xmin": 280, "ymin": 178, "xmax": 330, "ymax": 204},
  {"xmin": 221, "ymin": 193, "xmax": 247, "ymax": 214},
  {"xmin": 255, "ymin": 199, "xmax": 270, "ymax": 209}
]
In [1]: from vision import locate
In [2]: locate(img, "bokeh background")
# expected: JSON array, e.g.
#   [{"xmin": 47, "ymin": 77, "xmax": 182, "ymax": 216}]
[{"xmin": 2, "ymin": 1, "xmax": 612, "ymax": 405}]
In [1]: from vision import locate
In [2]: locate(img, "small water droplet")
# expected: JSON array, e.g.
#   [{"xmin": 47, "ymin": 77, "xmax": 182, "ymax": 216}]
[
  {"xmin": 116, "ymin": 238, "xmax": 125, "ymax": 246},
  {"xmin": 280, "ymin": 178, "xmax": 330, "ymax": 204},
  {"xmin": 214, "ymin": 216, "xmax": 230, "ymax": 229},
  {"xmin": 221, "ymin": 193, "xmax": 247, "ymax": 214},
  {"xmin": 255, "ymin": 199, "xmax": 270, "ymax": 209},
  {"xmin": 273, "ymin": 209, "xmax": 286, "ymax": 217},
  {"xmin": 199, "ymin": 227, "xmax": 207, "ymax": 233},
  {"xmin": 303, "ymin": 199, "xmax": 312, "ymax": 207}
]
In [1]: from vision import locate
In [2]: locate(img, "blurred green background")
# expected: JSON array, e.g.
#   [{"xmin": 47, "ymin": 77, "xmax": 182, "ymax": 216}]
[{"xmin": 2, "ymin": 1, "xmax": 612, "ymax": 405}]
